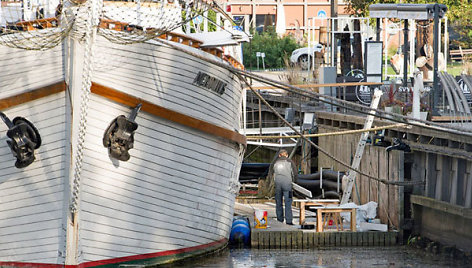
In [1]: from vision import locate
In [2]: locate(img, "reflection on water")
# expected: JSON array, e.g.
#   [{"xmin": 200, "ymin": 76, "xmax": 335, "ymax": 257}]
[{"xmin": 170, "ymin": 247, "xmax": 469, "ymax": 268}]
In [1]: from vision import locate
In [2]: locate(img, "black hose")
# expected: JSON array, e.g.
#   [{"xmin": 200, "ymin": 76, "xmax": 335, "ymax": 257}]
[{"xmin": 295, "ymin": 179, "xmax": 339, "ymax": 189}]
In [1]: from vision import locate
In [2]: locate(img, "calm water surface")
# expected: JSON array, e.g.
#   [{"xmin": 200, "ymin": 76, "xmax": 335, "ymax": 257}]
[{"xmin": 170, "ymin": 247, "xmax": 470, "ymax": 268}]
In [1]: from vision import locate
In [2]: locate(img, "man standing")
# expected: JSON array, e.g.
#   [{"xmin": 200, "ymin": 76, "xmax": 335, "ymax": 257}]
[{"xmin": 273, "ymin": 149, "xmax": 297, "ymax": 225}]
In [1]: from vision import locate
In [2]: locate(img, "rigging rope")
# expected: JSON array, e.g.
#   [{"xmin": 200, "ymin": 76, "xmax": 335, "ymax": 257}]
[
  {"xmin": 241, "ymin": 78, "xmax": 423, "ymax": 187},
  {"xmin": 0, "ymin": 0, "xmax": 214, "ymax": 49},
  {"xmin": 152, "ymin": 38, "xmax": 431, "ymax": 186},
  {"xmin": 70, "ymin": 0, "xmax": 101, "ymax": 214},
  {"xmin": 153, "ymin": 36, "xmax": 472, "ymax": 139}
]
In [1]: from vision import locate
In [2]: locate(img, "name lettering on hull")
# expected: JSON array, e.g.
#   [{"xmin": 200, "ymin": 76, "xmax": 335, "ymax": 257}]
[{"xmin": 193, "ymin": 72, "xmax": 226, "ymax": 95}]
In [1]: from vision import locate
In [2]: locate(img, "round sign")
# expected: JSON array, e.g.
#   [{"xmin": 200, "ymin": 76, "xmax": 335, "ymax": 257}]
[
  {"xmin": 355, "ymin": 78, "xmax": 372, "ymax": 105},
  {"xmin": 317, "ymin": 10, "xmax": 327, "ymax": 18}
]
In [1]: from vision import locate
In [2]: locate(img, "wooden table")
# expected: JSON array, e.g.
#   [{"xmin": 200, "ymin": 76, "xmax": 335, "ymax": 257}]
[
  {"xmin": 294, "ymin": 199, "xmax": 356, "ymax": 232},
  {"xmin": 294, "ymin": 199, "xmax": 339, "ymax": 225},
  {"xmin": 316, "ymin": 207, "xmax": 356, "ymax": 232}
]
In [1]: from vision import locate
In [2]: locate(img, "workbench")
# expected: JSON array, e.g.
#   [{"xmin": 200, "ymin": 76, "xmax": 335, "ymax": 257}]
[{"xmin": 294, "ymin": 199, "xmax": 357, "ymax": 232}]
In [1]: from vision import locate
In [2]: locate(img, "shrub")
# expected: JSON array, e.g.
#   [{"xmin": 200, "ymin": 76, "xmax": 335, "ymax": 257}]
[{"xmin": 243, "ymin": 27, "xmax": 300, "ymax": 69}]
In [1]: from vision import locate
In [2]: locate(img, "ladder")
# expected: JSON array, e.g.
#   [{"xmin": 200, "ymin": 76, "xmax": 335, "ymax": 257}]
[{"xmin": 340, "ymin": 89, "xmax": 383, "ymax": 205}]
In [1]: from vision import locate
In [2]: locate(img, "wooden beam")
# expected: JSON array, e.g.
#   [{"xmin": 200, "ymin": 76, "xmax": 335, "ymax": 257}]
[
  {"xmin": 91, "ymin": 82, "xmax": 247, "ymax": 146},
  {"xmin": 431, "ymin": 116, "xmax": 472, "ymax": 122},
  {"xmin": 0, "ymin": 81, "xmax": 66, "ymax": 110},
  {"xmin": 249, "ymin": 81, "xmax": 382, "ymax": 90}
]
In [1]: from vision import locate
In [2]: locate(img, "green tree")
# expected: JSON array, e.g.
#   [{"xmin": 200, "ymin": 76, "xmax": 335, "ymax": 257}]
[
  {"xmin": 243, "ymin": 27, "xmax": 300, "ymax": 69},
  {"xmin": 345, "ymin": 0, "xmax": 472, "ymax": 48}
]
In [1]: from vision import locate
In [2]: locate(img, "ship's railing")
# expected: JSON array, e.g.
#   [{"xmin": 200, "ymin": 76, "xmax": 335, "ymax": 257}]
[
  {"xmin": 157, "ymin": 31, "xmax": 203, "ymax": 48},
  {"xmin": 10, "ymin": 16, "xmax": 244, "ymax": 70},
  {"xmin": 14, "ymin": 17, "xmax": 58, "ymax": 31}
]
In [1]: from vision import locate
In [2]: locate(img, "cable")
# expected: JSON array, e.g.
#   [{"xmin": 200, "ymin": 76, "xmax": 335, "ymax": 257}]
[
  {"xmin": 150, "ymin": 38, "xmax": 466, "ymax": 186},
  {"xmin": 238, "ymin": 74, "xmax": 424, "ymax": 187},
  {"xmin": 153, "ymin": 36, "xmax": 472, "ymax": 139}
]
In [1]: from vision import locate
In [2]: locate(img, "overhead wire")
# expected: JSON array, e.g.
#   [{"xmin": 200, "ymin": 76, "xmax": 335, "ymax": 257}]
[
  {"xmin": 155, "ymin": 34, "xmax": 472, "ymax": 138},
  {"xmin": 239, "ymin": 77, "xmax": 423, "ymax": 186},
  {"xmin": 151, "ymin": 37, "xmax": 472, "ymax": 186}
]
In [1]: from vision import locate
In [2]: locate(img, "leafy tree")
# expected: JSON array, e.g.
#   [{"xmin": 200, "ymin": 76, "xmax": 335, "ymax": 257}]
[
  {"xmin": 345, "ymin": 0, "xmax": 472, "ymax": 48},
  {"xmin": 243, "ymin": 27, "xmax": 300, "ymax": 69},
  {"xmin": 182, "ymin": 9, "xmax": 218, "ymax": 33}
]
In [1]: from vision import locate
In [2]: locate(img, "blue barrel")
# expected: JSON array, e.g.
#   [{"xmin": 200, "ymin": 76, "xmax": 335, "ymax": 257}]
[{"xmin": 229, "ymin": 217, "xmax": 250, "ymax": 246}]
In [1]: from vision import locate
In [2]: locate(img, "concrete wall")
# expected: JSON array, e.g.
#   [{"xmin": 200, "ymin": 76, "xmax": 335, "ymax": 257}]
[{"xmin": 411, "ymin": 195, "xmax": 472, "ymax": 252}]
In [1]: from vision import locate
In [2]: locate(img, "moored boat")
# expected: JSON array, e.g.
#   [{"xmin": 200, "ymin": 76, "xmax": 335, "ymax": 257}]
[{"xmin": 0, "ymin": 0, "xmax": 247, "ymax": 266}]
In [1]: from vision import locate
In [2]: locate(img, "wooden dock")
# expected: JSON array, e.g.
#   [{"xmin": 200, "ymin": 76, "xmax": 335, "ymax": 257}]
[
  {"xmin": 251, "ymin": 220, "xmax": 398, "ymax": 249},
  {"xmin": 235, "ymin": 201, "xmax": 399, "ymax": 249}
]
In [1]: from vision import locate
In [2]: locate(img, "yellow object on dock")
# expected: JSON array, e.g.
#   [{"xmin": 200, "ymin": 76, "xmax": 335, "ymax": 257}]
[{"xmin": 254, "ymin": 210, "xmax": 268, "ymax": 229}]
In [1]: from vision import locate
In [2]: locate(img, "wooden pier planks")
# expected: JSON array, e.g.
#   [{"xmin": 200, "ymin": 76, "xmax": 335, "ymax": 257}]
[{"xmin": 251, "ymin": 229, "xmax": 399, "ymax": 248}]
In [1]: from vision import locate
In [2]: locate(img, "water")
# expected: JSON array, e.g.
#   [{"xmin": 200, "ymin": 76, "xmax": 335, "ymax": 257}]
[{"xmin": 168, "ymin": 247, "xmax": 470, "ymax": 268}]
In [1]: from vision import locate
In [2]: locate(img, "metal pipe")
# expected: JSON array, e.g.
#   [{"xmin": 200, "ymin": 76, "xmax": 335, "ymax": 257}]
[
  {"xmin": 433, "ymin": 4, "xmax": 440, "ymax": 115},
  {"xmin": 337, "ymin": 171, "xmax": 340, "ymax": 193},
  {"xmin": 376, "ymin": 18, "xmax": 381, "ymax": 41},
  {"xmin": 320, "ymin": 167, "xmax": 323, "ymax": 189},
  {"xmin": 0, "ymin": 112, "xmax": 14, "ymax": 128},
  {"xmin": 384, "ymin": 18, "xmax": 388, "ymax": 80},
  {"xmin": 403, "ymin": 19, "xmax": 408, "ymax": 87}
]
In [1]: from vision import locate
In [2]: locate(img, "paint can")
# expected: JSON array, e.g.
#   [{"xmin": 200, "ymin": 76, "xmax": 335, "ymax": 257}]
[{"xmin": 254, "ymin": 210, "xmax": 267, "ymax": 229}]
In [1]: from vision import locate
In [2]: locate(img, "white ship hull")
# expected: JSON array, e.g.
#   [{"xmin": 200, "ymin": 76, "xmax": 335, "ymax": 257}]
[{"xmin": 0, "ymin": 33, "xmax": 245, "ymax": 266}]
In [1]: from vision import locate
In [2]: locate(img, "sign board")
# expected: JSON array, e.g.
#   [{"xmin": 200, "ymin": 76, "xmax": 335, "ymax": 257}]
[
  {"xmin": 256, "ymin": 52, "xmax": 261, "ymax": 57},
  {"xmin": 261, "ymin": 52, "xmax": 265, "ymax": 58},
  {"xmin": 317, "ymin": 10, "xmax": 327, "ymax": 18},
  {"xmin": 364, "ymin": 41, "xmax": 383, "ymax": 83}
]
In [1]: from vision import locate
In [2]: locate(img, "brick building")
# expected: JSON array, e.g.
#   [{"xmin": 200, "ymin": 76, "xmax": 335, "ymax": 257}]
[{"xmin": 223, "ymin": 0, "xmax": 350, "ymax": 35}]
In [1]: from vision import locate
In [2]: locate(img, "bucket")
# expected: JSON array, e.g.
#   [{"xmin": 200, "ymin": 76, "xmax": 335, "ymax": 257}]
[{"xmin": 254, "ymin": 210, "xmax": 268, "ymax": 229}]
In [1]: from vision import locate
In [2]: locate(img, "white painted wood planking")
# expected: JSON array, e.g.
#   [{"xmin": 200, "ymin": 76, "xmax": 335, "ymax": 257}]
[
  {"xmin": 0, "ymin": 93, "xmax": 66, "ymax": 263},
  {"xmin": 92, "ymin": 37, "xmax": 242, "ymax": 130}
]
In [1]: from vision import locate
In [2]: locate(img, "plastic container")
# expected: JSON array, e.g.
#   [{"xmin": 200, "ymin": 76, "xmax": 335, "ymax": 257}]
[
  {"xmin": 229, "ymin": 217, "xmax": 250, "ymax": 245},
  {"xmin": 254, "ymin": 210, "xmax": 268, "ymax": 229}
]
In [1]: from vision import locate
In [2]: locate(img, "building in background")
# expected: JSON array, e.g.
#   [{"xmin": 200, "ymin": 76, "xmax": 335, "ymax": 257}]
[{"xmin": 223, "ymin": 0, "xmax": 349, "ymax": 37}]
